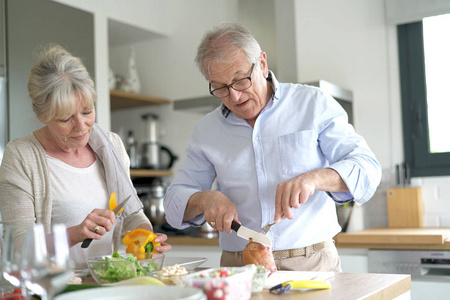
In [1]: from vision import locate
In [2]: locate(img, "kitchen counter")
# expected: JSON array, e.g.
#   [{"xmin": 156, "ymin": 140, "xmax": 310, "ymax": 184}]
[
  {"xmin": 79, "ymin": 271, "xmax": 410, "ymax": 300},
  {"xmin": 335, "ymin": 227, "xmax": 450, "ymax": 250},
  {"xmin": 167, "ymin": 235, "xmax": 220, "ymax": 246},
  {"xmin": 168, "ymin": 227, "xmax": 450, "ymax": 250},
  {"xmin": 253, "ymin": 272, "xmax": 410, "ymax": 300}
]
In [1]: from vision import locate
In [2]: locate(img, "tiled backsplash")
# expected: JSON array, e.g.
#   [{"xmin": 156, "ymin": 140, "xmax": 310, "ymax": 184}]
[
  {"xmin": 411, "ymin": 176, "xmax": 450, "ymax": 227},
  {"xmin": 344, "ymin": 170, "xmax": 450, "ymax": 232}
]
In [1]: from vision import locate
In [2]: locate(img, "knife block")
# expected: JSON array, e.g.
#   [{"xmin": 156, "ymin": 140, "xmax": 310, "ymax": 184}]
[{"xmin": 386, "ymin": 187, "xmax": 423, "ymax": 228}]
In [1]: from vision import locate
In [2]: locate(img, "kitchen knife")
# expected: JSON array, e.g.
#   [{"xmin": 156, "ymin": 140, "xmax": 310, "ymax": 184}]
[
  {"xmin": 81, "ymin": 195, "xmax": 131, "ymax": 248},
  {"xmin": 404, "ymin": 162, "xmax": 411, "ymax": 186},
  {"xmin": 395, "ymin": 164, "xmax": 401, "ymax": 186},
  {"xmin": 231, "ymin": 220, "xmax": 272, "ymax": 248}
]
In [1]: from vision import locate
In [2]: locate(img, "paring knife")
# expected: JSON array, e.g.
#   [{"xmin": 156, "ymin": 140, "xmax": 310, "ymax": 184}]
[
  {"xmin": 81, "ymin": 195, "xmax": 131, "ymax": 248},
  {"xmin": 231, "ymin": 220, "xmax": 272, "ymax": 248}
]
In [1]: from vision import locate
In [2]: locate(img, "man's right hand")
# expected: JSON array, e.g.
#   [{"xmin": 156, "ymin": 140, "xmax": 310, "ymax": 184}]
[{"xmin": 184, "ymin": 190, "xmax": 238, "ymax": 233}]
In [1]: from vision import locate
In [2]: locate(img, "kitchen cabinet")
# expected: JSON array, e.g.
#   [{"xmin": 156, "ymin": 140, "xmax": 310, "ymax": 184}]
[{"xmin": 336, "ymin": 227, "xmax": 450, "ymax": 300}]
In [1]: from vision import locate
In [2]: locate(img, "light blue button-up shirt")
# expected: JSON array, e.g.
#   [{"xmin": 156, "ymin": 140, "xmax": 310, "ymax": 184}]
[{"xmin": 164, "ymin": 72, "xmax": 381, "ymax": 252}]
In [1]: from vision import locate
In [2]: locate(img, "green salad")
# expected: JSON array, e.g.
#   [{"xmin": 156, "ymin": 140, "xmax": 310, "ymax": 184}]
[{"xmin": 92, "ymin": 251, "xmax": 160, "ymax": 283}]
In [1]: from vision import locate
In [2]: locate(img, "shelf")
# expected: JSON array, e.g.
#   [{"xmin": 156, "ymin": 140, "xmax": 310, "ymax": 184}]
[
  {"xmin": 110, "ymin": 90, "xmax": 171, "ymax": 110},
  {"xmin": 130, "ymin": 169, "xmax": 173, "ymax": 178},
  {"xmin": 108, "ymin": 18, "xmax": 167, "ymax": 47}
]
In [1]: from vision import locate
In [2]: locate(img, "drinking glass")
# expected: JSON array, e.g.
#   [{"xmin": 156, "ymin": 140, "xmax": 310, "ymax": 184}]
[
  {"xmin": 1, "ymin": 225, "xmax": 25, "ymax": 291},
  {"xmin": 20, "ymin": 223, "xmax": 72, "ymax": 300}
]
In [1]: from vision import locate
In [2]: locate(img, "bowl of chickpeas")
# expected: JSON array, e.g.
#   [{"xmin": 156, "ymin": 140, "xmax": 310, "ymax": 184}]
[{"xmin": 148, "ymin": 264, "xmax": 189, "ymax": 286}]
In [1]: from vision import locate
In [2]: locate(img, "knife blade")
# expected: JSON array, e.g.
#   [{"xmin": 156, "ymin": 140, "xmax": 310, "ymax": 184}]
[
  {"xmin": 231, "ymin": 220, "xmax": 272, "ymax": 248},
  {"xmin": 81, "ymin": 195, "xmax": 131, "ymax": 248},
  {"xmin": 112, "ymin": 195, "xmax": 131, "ymax": 214}
]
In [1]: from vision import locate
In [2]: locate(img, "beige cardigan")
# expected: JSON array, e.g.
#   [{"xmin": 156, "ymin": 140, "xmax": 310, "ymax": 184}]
[{"xmin": 0, "ymin": 129, "xmax": 150, "ymax": 248}]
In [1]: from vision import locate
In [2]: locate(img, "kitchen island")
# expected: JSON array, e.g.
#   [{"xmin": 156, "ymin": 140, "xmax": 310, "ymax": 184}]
[
  {"xmin": 79, "ymin": 271, "xmax": 410, "ymax": 299},
  {"xmin": 253, "ymin": 272, "xmax": 410, "ymax": 299}
]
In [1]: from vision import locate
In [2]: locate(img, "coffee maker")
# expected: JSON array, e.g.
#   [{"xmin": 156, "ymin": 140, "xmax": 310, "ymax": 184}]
[{"xmin": 140, "ymin": 113, "xmax": 177, "ymax": 170}]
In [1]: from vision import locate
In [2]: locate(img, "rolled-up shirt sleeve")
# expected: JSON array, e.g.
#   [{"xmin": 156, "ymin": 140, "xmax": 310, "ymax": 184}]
[
  {"xmin": 317, "ymin": 93, "xmax": 382, "ymax": 204},
  {"xmin": 163, "ymin": 127, "xmax": 216, "ymax": 229}
]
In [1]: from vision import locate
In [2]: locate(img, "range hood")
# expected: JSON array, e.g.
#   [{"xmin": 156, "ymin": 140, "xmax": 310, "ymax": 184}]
[
  {"xmin": 173, "ymin": 95, "xmax": 221, "ymax": 114},
  {"xmin": 174, "ymin": 80, "xmax": 353, "ymax": 124},
  {"xmin": 304, "ymin": 80, "xmax": 354, "ymax": 125},
  {"xmin": 304, "ymin": 80, "xmax": 353, "ymax": 102}
]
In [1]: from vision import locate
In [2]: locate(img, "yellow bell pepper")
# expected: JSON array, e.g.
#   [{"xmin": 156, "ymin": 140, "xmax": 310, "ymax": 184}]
[
  {"xmin": 123, "ymin": 228, "xmax": 161, "ymax": 259},
  {"xmin": 109, "ymin": 192, "xmax": 124, "ymax": 213}
]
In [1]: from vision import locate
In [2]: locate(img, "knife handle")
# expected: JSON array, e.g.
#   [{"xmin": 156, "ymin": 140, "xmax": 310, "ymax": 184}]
[
  {"xmin": 81, "ymin": 238, "xmax": 93, "ymax": 248},
  {"xmin": 231, "ymin": 220, "xmax": 241, "ymax": 232}
]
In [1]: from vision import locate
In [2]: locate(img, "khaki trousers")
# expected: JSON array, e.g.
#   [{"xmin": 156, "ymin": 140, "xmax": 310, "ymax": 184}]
[{"xmin": 220, "ymin": 240, "xmax": 342, "ymax": 272}]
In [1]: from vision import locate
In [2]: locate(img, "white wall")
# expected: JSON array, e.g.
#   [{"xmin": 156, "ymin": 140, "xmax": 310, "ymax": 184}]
[
  {"xmin": 291, "ymin": 0, "xmax": 394, "ymax": 229},
  {"xmin": 385, "ymin": 0, "xmax": 450, "ymax": 25},
  {"xmin": 51, "ymin": 0, "xmax": 450, "ymax": 229}
]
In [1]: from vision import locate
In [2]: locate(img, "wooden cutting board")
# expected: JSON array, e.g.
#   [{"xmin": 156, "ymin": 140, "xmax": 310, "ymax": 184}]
[
  {"xmin": 386, "ymin": 187, "xmax": 423, "ymax": 228},
  {"xmin": 335, "ymin": 227, "xmax": 450, "ymax": 245}
]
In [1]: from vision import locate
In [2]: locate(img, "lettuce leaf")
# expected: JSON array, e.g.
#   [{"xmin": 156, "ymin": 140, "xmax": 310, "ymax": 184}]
[{"xmin": 92, "ymin": 251, "xmax": 160, "ymax": 283}]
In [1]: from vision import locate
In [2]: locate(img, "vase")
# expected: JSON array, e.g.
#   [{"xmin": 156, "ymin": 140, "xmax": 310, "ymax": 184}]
[
  {"xmin": 126, "ymin": 47, "xmax": 141, "ymax": 94},
  {"xmin": 108, "ymin": 67, "xmax": 117, "ymax": 90}
]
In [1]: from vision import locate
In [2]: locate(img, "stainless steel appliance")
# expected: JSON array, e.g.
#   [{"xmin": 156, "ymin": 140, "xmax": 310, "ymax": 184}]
[
  {"xmin": 198, "ymin": 222, "xmax": 218, "ymax": 239},
  {"xmin": 369, "ymin": 249, "xmax": 450, "ymax": 281},
  {"xmin": 142, "ymin": 178, "xmax": 166, "ymax": 226},
  {"xmin": 140, "ymin": 113, "xmax": 177, "ymax": 170}
]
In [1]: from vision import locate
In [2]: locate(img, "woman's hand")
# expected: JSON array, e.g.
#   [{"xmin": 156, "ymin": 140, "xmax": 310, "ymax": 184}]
[
  {"xmin": 154, "ymin": 233, "xmax": 172, "ymax": 253},
  {"xmin": 68, "ymin": 208, "xmax": 116, "ymax": 247}
]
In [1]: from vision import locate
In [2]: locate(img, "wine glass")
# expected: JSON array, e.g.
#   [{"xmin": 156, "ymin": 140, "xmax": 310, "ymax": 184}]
[
  {"xmin": 0, "ymin": 224, "xmax": 25, "ymax": 292},
  {"xmin": 20, "ymin": 223, "xmax": 72, "ymax": 300}
]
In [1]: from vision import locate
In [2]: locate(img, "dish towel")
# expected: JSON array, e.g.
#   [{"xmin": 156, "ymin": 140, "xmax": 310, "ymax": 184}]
[{"xmin": 89, "ymin": 123, "xmax": 143, "ymax": 220}]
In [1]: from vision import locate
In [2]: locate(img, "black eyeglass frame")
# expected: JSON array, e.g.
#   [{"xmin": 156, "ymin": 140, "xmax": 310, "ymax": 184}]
[{"xmin": 209, "ymin": 63, "xmax": 256, "ymax": 98}]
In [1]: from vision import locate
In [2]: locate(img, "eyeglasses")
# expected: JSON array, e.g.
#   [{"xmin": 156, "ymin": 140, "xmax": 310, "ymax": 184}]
[{"xmin": 209, "ymin": 63, "xmax": 256, "ymax": 98}]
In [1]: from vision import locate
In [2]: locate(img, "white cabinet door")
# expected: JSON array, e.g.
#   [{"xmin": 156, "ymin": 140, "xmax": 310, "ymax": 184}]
[{"xmin": 337, "ymin": 248, "xmax": 369, "ymax": 273}]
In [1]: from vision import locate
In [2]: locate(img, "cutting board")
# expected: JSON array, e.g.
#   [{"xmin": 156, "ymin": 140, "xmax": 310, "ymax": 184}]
[
  {"xmin": 386, "ymin": 187, "xmax": 423, "ymax": 228},
  {"xmin": 335, "ymin": 227, "xmax": 450, "ymax": 245}
]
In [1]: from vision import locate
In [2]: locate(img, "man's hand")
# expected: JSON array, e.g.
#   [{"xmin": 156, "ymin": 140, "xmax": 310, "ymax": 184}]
[
  {"xmin": 274, "ymin": 168, "xmax": 349, "ymax": 223},
  {"xmin": 184, "ymin": 190, "xmax": 238, "ymax": 233}
]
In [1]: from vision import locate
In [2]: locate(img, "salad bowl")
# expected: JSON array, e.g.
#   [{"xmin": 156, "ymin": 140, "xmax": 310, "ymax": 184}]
[{"xmin": 87, "ymin": 251, "xmax": 164, "ymax": 284}]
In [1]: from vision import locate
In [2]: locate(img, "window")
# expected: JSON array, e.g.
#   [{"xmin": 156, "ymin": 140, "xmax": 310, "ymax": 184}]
[{"xmin": 398, "ymin": 14, "xmax": 450, "ymax": 177}]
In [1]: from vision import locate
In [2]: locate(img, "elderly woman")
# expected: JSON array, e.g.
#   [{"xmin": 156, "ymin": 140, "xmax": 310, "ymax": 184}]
[{"xmin": 0, "ymin": 44, "xmax": 171, "ymax": 268}]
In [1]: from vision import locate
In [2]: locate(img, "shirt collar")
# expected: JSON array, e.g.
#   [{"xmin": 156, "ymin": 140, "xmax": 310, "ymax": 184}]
[{"xmin": 220, "ymin": 70, "xmax": 279, "ymax": 118}]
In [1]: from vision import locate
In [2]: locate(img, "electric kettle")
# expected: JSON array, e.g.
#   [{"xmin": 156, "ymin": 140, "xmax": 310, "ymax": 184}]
[
  {"xmin": 140, "ymin": 113, "xmax": 178, "ymax": 170},
  {"xmin": 142, "ymin": 178, "xmax": 166, "ymax": 226}
]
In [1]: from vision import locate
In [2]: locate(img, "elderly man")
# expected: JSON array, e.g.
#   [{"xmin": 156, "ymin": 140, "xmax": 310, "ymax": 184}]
[{"xmin": 164, "ymin": 23, "xmax": 381, "ymax": 272}]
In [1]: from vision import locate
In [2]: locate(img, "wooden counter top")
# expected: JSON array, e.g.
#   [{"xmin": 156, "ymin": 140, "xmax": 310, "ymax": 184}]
[
  {"xmin": 79, "ymin": 271, "xmax": 410, "ymax": 300},
  {"xmin": 335, "ymin": 227, "xmax": 450, "ymax": 250},
  {"xmin": 167, "ymin": 235, "xmax": 219, "ymax": 246},
  {"xmin": 168, "ymin": 227, "xmax": 450, "ymax": 251},
  {"xmin": 252, "ymin": 272, "xmax": 410, "ymax": 300}
]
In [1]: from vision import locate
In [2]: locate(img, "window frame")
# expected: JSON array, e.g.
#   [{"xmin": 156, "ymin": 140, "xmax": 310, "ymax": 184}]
[{"xmin": 398, "ymin": 21, "xmax": 450, "ymax": 177}]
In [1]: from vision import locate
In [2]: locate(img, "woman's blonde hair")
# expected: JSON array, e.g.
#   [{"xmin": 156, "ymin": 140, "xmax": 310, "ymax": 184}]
[{"xmin": 27, "ymin": 43, "xmax": 96, "ymax": 122}]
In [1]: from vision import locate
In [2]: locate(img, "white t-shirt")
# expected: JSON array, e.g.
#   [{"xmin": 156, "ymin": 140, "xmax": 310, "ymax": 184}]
[{"xmin": 47, "ymin": 155, "xmax": 115, "ymax": 268}]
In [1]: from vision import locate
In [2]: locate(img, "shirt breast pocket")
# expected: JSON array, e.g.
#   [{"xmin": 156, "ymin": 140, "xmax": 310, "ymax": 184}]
[{"xmin": 278, "ymin": 130, "xmax": 323, "ymax": 175}]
